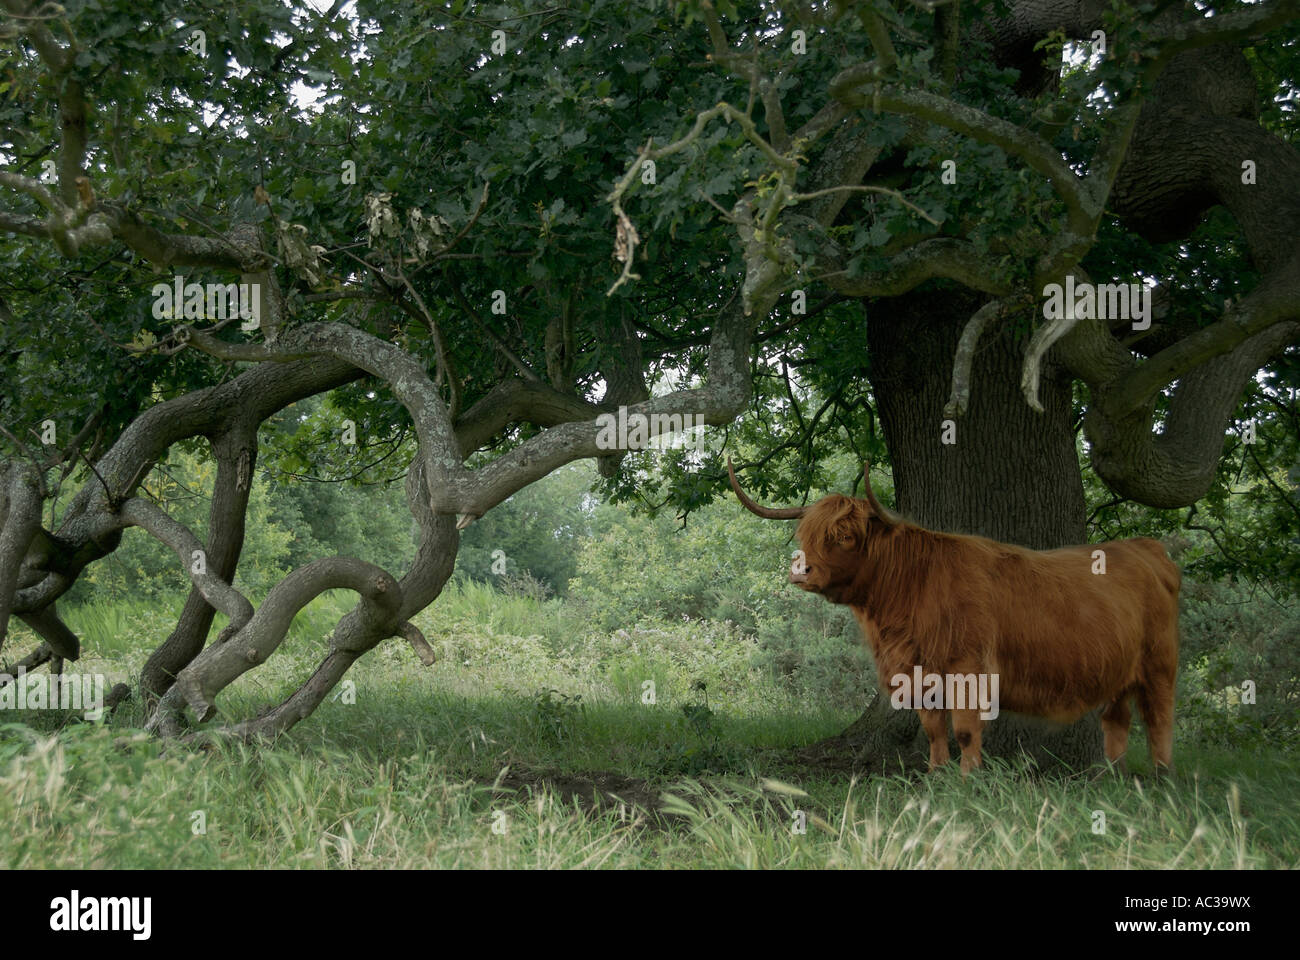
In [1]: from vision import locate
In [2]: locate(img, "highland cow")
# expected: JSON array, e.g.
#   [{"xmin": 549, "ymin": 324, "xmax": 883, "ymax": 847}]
[{"xmin": 728, "ymin": 458, "xmax": 1180, "ymax": 775}]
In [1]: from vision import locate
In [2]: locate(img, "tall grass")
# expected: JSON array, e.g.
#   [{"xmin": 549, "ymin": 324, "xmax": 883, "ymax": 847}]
[{"xmin": 1, "ymin": 581, "xmax": 1296, "ymax": 869}]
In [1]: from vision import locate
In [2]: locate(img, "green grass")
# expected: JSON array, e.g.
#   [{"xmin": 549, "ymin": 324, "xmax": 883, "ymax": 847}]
[{"xmin": 1, "ymin": 586, "xmax": 1297, "ymax": 868}]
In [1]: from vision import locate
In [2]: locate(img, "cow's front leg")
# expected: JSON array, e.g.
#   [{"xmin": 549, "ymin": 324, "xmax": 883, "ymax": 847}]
[
  {"xmin": 951, "ymin": 709, "xmax": 985, "ymax": 776},
  {"xmin": 918, "ymin": 708, "xmax": 949, "ymax": 771}
]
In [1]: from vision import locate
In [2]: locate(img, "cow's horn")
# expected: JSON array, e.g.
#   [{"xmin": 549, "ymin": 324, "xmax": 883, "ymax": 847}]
[
  {"xmin": 862, "ymin": 462, "xmax": 898, "ymax": 527},
  {"xmin": 727, "ymin": 456, "xmax": 809, "ymax": 520}
]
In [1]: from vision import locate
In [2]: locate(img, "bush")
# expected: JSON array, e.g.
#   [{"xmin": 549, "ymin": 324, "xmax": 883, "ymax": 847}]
[
  {"xmin": 1178, "ymin": 578, "xmax": 1300, "ymax": 749},
  {"xmin": 569, "ymin": 499, "xmax": 874, "ymax": 709}
]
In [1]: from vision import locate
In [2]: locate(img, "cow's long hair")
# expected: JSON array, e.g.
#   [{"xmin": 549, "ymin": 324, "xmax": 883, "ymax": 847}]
[{"xmin": 728, "ymin": 457, "xmax": 1181, "ymax": 772}]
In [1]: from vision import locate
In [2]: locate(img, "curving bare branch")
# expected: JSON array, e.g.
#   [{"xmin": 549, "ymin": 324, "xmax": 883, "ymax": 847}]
[{"xmin": 118, "ymin": 498, "xmax": 254, "ymax": 639}]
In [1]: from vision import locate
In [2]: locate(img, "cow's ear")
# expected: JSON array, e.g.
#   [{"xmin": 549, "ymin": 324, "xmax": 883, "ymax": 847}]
[
  {"xmin": 848, "ymin": 499, "xmax": 872, "ymax": 532},
  {"xmin": 825, "ymin": 499, "xmax": 869, "ymax": 545}
]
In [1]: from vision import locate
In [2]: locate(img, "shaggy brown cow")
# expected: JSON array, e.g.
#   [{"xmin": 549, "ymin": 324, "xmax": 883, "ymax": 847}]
[{"xmin": 727, "ymin": 458, "xmax": 1181, "ymax": 775}]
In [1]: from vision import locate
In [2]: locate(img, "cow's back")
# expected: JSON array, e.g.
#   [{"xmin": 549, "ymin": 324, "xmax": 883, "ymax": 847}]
[{"xmin": 978, "ymin": 536, "xmax": 1179, "ymax": 720}]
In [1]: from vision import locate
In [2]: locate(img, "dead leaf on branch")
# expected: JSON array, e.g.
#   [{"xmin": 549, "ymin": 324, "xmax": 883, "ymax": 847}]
[
  {"xmin": 408, "ymin": 207, "xmax": 451, "ymax": 259},
  {"xmin": 364, "ymin": 192, "xmax": 402, "ymax": 242},
  {"xmin": 276, "ymin": 220, "xmax": 325, "ymax": 288}
]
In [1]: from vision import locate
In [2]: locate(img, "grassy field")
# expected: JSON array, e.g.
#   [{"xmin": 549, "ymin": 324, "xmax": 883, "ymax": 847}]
[{"xmin": 1, "ymin": 582, "xmax": 1296, "ymax": 869}]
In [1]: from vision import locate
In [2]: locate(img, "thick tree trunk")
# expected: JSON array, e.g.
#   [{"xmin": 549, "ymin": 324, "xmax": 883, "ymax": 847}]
[
  {"xmin": 872, "ymin": 290, "xmax": 1086, "ymax": 546},
  {"xmin": 805, "ymin": 289, "xmax": 1103, "ymax": 774}
]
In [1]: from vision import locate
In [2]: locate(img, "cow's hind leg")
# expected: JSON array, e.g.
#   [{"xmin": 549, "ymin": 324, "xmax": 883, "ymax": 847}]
[
  {"xmin": 951, "ymin": 709, "xmax": 984, "ymax": 777},
  {"xmin": 918, "ymin": 708, "xmax": 949, "ymax": 772},
  {"xmin": 1100, "ymin": 695, "xmax": 1132, "ymax": 774},
  {"xmin": 1136, "ymin": 676, "xmax": 1175, "ymax": 775}
]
